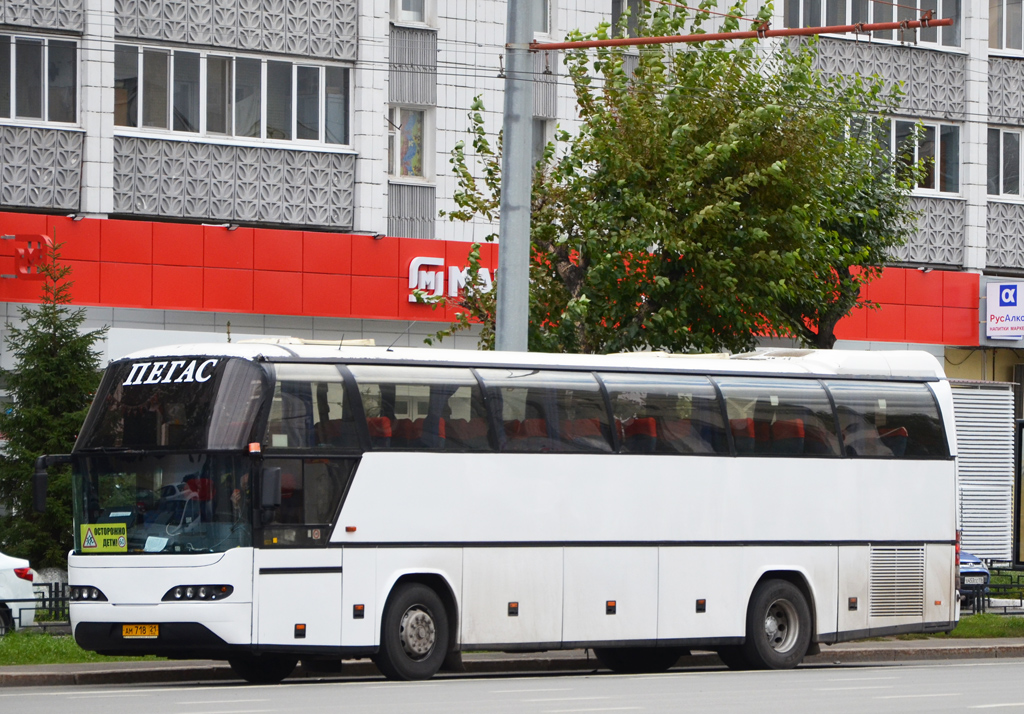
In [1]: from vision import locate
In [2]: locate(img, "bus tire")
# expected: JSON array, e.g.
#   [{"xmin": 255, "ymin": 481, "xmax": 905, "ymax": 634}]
[
  {"xmin": 375, "ymin": 582, "xmax": 450, "ymax": 681},
  {"xmin": 0, "ymin": 604, "xmax": 13, "ymax": 636},
  {"xmin": 228, "ymin": 654, "xmax": 298, "ymax": 684},
  {"xmin": 740, "ymin": 579, "xmax": 811, "ymax": 670},
  {"xmin": 714, "ymin": 646, "xmax": 751, "ymax": 670},
  {"xmin": 593, "ymin": 647, "xmax": 687, "ymax": 674}
]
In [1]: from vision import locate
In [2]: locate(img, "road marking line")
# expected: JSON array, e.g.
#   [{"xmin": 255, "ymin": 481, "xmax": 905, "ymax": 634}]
[
  {"xmin": 813, "ymin": 686, "xmax": 895, "ymax": 692},
  {"xmin": 527, "ymin": 696, "xmax": 610, "ymax": 702},
  {"xmin": 541, "ymin": 708, "xmax": 643, "ymax": 713},
  {"xmin": 970, "ymin": 704, "xmax": 1024, "ymax": 709},
  {"xmin": 825, "ymin": 677, "xmax": 899, "ymax": 682},
  {"xmin": 876, "ymin": 693, "xmax": 963, "ymax": 699},
  {"xmin": 176, "ymin": 700, "xmax": 270, "ymax": 705},
  {"xmin": 493, "ymin": 688, "xmax": 574, "ymax": 693}
]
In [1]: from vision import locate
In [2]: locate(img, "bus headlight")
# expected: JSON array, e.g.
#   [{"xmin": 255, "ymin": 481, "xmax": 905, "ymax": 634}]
[
  {"xmin": 70, "ymin": 586, "xmax": 108, "ymax": 601},
  {"xmin": 162, "ymin": 585, "xmax": 234, "ymax": 601}
]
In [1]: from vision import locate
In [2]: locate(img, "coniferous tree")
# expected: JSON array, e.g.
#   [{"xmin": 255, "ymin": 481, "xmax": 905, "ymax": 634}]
[{"xmin": 0, "ymin": 240, "xmax": 107, "ymax": 569}]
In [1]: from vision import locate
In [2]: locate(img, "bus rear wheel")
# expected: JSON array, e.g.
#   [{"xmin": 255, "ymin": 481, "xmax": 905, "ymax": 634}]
[
  {"xmin": 375, "ymin": 582, "xmax": 450, "ymax": 681},
  {"xmin": 228, "ymin": 654, "xmax": 298, "ymax": 684},
  {"xmin": 593, "ymin": 647, "xmax": 687, "ymax": 674},
  {"xmin": 740, "ymin": 579, "xmax": 811, "ymax": 670}
]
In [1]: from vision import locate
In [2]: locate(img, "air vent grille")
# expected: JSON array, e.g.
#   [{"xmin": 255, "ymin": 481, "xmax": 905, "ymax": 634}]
[{"xmin": 869, "ymin": 547, "xmax": 925, "ymax": 617}]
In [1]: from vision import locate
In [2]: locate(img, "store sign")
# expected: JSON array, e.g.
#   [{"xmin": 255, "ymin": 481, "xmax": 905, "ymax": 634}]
[
  {"xmin": 0, "ymin": 234, "xmax": 52, "ymax": 280},
  {"xmin": 408, "ymin": 256, "xmax": 494, "ymax": 302},
  {"xmin": 987, "ymin": 282, "xmax": 1024, "ymax": 340}
]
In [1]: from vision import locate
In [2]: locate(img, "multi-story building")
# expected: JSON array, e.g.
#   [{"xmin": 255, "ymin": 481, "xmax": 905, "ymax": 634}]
[{"xmin": 0, "ymin": 0, "xmax": 1015, "ymax": 376}]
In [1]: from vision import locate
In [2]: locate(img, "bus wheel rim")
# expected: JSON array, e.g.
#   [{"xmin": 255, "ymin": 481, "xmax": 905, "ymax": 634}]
[
  {"xmin": 763, "ymin": 598, "xmax": 798, "ymax": 653},
  {"xmin": 399, "ymin": 606, "xmax": 436, "ymax": 660}
]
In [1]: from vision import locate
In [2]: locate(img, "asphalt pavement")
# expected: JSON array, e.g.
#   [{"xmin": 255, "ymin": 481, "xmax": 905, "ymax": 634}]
[{"xmin": 3, "ymin": 638, "xmax": 1024, "ymax": 688}]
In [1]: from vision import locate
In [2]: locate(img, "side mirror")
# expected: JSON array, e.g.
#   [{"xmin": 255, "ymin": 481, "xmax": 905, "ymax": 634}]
[
  {"xmin": 260, "ymin": 467, "xmax": 282, "ymax": 509},
  {"xmin": 32, "ymin": 457, "xmax": 48, "ymax": 514}
]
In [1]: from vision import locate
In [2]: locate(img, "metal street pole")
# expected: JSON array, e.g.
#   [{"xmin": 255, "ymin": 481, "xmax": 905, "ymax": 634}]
[{"xmin": 495, "ymin": 0, "xmax": 535, "ymax": 352}]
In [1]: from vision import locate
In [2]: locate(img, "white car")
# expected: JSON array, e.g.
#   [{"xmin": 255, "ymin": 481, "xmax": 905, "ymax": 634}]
[{"xmin": 0, "ymin": 552, "xmax": 36, "ymax": 634}]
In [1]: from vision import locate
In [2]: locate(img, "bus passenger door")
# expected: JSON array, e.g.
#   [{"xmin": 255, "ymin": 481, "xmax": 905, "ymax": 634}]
[{"xmin": 253, "ymin": 458, "xmax": 346, "ymax": 648}]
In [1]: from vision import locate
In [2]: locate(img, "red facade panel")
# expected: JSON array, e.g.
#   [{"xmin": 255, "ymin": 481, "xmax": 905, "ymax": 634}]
[
  {"xmin": 867, "ymin": 268, "xmax": 906, "ymax": 305},
  {"xmin": 254, "ymin": 271, "xmax": 303, "ymax": 315},
  {"xmin": 351, "ymin": 235, "xmax": 400, "ymax": 277},
  {"xmin": 204, "ymin": 226, "xmax": 254, "ymax": 270},
  {"xmin": 255, "ymin": 229, "xmax": 303, "ymax": 272},
  {"xmin": 47, "ymin": 215, "xmax": 100, "ymax": 262},
  {"xmin": 66, "ymin": 260, "xmax": 100, "ymax": 304},
  {"xmin": 153, "ymin": 265, "xmax": 204, "ymax": 310},
  {"xmin": 351, "ymin": 276, "xmax": 400, "ymax": 318},
  {"xmin": 833, "ymin": 304, "xmax": 868, "ymax": 341},
  {"xmin": 904, "ymin": 269, "xmax": 944, "ymax": 307},
  {"xmin": 100, "ymin": 263, "xmax": 152, "ymax": 307},
  {"xmin": 942, "ymin": 271, "xmax": 979, "ymax": 309},
  {"xmin": 153, "ymin": 223, "xmax": 204, "ymax": 266},
  {"xmin": 904, "ymin": 305, "xmax": 944, "ymax": 345},
  {"xmin": 303, "ymin": 273, "xmax": 351, "ymax": 316},
  {"xmin": 866, "ymin": 303, "xmax": 906, "ymax": 342},
  {"xmin": 203, "ymin": 268, "xmax": 253, "ymax": 312},
  {"xmin": 943, "ymin": 307, "xmax": 980, "ymax": 346},
  {"xmin": 303, "ymin": 231, "xmax": 352, "ymax": 275},
  {"xmin": 101, "ymin": 219, "xmax": 153, "ymax": 264},
  {"xmin": 0, "ymin": 211, "xmax": 47, "ymax": 236}
]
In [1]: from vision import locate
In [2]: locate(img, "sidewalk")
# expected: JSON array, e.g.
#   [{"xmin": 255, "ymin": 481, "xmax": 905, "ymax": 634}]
[{"xmin": 3, "ymin": 639, "xmax": 1024, "ymax": 688}]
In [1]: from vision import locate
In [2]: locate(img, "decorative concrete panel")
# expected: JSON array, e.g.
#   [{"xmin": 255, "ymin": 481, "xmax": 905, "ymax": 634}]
[
  {"xmin": 114, "ymin": 0, "xmax": 356, "ymax": 61},
  {"xmin": 113, "ymin": 136, "xmax": 354, "ymax": 229},
  {"xmin": 890, "ymin": 196, "xmax": 965, "ymax": 266},
  {"xmin": 0, "ymin": 125, "xmax": 82, "ymax": 211},
  {"xmin": 813, "ymin": 39, "xmax": 966, "ymax": 120},
  {"xmin": 389, "ymin": 27, "xmax": 437, "ymax": 106},
  {"xmin": 2, "ymin": 0, "xmax": 83, "ymax": 32},
  {"xmin": 990, "ymin": 58, "xmax": 1024, "ymax": 126},
  {"xmin": 987, "ymin": 202, "xmax": 1024, "ymax": 271}
]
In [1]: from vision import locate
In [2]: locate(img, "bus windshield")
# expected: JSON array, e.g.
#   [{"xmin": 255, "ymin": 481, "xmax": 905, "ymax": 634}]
[{"xmin": 72, "ymin": 453, "xmax": 253, "ymax": 554}]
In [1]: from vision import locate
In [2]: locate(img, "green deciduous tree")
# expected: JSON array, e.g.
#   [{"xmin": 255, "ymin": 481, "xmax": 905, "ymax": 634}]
[
  {"xmin": 0, "ymin": 240, "xmax": 107, "ymax": 569},
  {"xmin": 436, "ymin": 0, "xmax": 918, "ymax": 353}
]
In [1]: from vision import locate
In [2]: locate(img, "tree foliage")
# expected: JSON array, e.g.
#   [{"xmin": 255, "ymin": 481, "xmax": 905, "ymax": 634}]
[
  {"xmin": 0, "ymin": 241, "xmax": 107, "ymax": 569},
  {"xmin": 436, "ymin": 0, "xmax": 918, "ymax": 353}
]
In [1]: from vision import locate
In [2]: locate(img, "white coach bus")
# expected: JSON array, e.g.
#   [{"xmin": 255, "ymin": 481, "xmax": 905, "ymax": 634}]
[{"xmin": 39, "ymin": 344, "xmax": 959, "ymax": 683}]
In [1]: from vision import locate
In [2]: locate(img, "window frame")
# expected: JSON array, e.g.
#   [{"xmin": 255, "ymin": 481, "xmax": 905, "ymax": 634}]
[
  {"xmin": 884, "ymin": 117, "xmax": 961, "ymax": 196},
  {"xmin": 989, "ymin": 126, "xmax": 1023, "ymax": 199},
  {"xmin": 391, "ymin": 0, "xmax": 435, "ymax": 27},
  {"xmin": 0, "ymin": 32, "xmax": 79, "ymax": 126},
  {"xmin": 783, "ymin": 0, "xmax": 962, "ymax": 48},
  {"xmin": 991, "ymin": 0, "xmax": 1024, "ymax": 55},
  {"xmin": 387, "ymin": 104, "xmax": 434, "ymax": 181},
  {"xmin": 113, "ymin": 44, "xmax": 353, "ymax": 151}
]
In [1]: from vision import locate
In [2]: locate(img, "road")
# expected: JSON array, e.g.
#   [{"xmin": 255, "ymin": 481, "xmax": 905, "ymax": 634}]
[{"xmin": 1, "ymin": 659, "xmax": 1022, "ymax": 713}]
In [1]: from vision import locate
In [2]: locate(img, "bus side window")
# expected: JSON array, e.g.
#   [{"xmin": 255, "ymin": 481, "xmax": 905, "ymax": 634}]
[
  {"xmin": 598, "ymin": 373, "xmax": 726, "ymax": 455},
  {"xmin": 260, "ymin": 458, "xmax": 355, "ymax": 547},
  {"xmin": 476, "ymin": 369, "xmax": 613, "ymax": 453},
  {"xmin": 264, "ymin": 364, "xmax": 356, "ymax": 450},
  {"xmin": 714, "ymin": 377, "xmax": 840, "ymax": 458},
  {"xmin": 348, "ymin": 366, "xmax": 490, "ymax": 452},
  {"xmin": 826, "ymin": 381, "xmax": 948, "ymax": 459}
]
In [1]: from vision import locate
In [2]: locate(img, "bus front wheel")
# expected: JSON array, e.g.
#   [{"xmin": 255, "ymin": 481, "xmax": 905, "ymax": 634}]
[
  {"xmin": 228, "ymin": 654, "xmax": 298, "ymax": 684},
  {"xmin": 375, "ymin": 582, "xmax": 450, "ymax": 681},
  {"xmin": 741, "ymin": 579, "xmax": 812, "ymax": 670}
]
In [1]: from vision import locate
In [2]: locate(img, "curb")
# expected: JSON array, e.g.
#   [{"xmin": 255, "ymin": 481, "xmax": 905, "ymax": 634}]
[{"xmin": 3, "ymin": 645, "xmax": 1024, "ymax": 688}]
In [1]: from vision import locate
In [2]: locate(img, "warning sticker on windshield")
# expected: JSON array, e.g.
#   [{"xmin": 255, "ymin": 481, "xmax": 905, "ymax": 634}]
[{"xmin": 81, "ymin": 524, "xmax": 127, "ymax": 553}]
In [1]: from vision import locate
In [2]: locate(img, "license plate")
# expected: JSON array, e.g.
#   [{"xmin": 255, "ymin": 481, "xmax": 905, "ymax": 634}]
[
  {"xmin": 963, "ymin": 576, "xmax": 986, "ymax": 585},
  {"xmin": 122, "ymin": 624, "xmax": 159, "ymax": 639}
]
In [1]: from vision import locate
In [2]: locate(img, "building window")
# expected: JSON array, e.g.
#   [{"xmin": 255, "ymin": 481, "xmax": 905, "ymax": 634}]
[
  {"xmin": 388, "ymin": 106, "xmax": 427, "ymax": 178},
  {"xmin": 612, "ymin": 0, "xmax": 641, "ymax": 37},
  {"xmin": 114, "ymin": 45, "xmax": 351, "ymax": 146},
  {"xmin": 991, "ymin": 0, "xmax": 1024, "ymax": 51},
  {"xmin": 989, "ymin": 128, "xmax": 1022, "ymax": 197},
  {"xmin": 397, "ymin": 0, "xmax": 425, "ymax": 22},
  {"xmin": 532, "ymin": 118, "xmax": 551, "ymax": 167},
  {"xmin": 534, "ymin": 0, "xmax": 551, "ymax": 34},
  {"xmin": 783, "ymin": 0, "xmax": 960, "ymax": 47},
  {"xmin": 882, "ymin": 119, "xmax": 960, "ymax": 194},
  {"xmin": 0, "ymin": 34, "xmax": 77, "ymax": 123}
]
